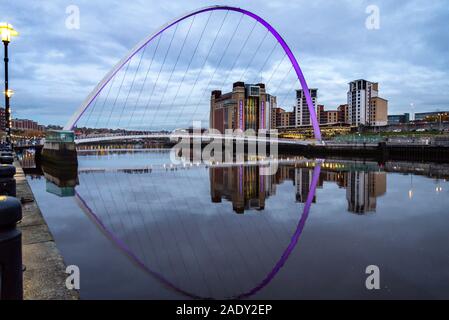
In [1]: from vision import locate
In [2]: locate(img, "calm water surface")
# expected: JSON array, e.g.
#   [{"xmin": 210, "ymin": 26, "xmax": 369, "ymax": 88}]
[{"xmin": 25, "ymin": 150, "xmax": 449, "ymax": 299}]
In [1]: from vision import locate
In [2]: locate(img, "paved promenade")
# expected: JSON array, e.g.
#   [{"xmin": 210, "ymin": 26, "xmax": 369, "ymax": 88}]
[{"xmin": 14, "ymin": 161, "xmax": 79, "ymax": 300}]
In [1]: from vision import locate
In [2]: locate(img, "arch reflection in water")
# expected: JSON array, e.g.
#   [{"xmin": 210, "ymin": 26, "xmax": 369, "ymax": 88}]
[{"xmin": 73, "ymin": 162, "xmax": 321, "ymax": 299}]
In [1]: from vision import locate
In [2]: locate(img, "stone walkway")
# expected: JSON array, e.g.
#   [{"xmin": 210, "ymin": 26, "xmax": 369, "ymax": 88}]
[{"xmin": 15, "ymin": 161, "xmax": 79, "ymax": 300}]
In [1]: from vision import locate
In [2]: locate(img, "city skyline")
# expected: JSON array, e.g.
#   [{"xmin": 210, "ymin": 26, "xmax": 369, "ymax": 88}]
[{"xmin": 1, "ymin": 0, "xmax": 448, "ymax": 126}]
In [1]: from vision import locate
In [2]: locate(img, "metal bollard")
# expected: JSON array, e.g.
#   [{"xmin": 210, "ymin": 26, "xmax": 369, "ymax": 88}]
[
  {"xmin": 0, "ymin": 152, "xmax": 13, "ymax": 158},
  {"xmin": 0, "ymin": 156, "xmax": 13, "ymax": 165},
  {"xmin": 0, "ymin": 196, "xmax": 23, "ymax": 300},
  {"xmin": 0, "ymin": 165, "xmax": 16, "ymax": 197}
]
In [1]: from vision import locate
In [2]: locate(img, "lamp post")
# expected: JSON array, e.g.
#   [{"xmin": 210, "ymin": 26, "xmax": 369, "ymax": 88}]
[{"xmin": 0, "ymin": 23, "xmax": 18, "ymax": 144}]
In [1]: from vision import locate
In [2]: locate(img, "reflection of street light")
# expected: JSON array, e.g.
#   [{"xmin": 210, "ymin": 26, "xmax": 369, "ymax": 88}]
[
  {"xmin": 0, "ymin": 22, "xmax": 19, "ymax": 144},
  {"xmin": 438, "ymin": 113, "xmax": 443, "ymax": 131},
  {"xmin": 410, "ymin": 103, "xmax": 415, "ymax": 121},
  {"xmin": 408, "ymin": 175, "xmax": 414, "ymax": 199},
  {"xmin": 435, "ymin": 180, "xmax": 442, "ymax": 193}
]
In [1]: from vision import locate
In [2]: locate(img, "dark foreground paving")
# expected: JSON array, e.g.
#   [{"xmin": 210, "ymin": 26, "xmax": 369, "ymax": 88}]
[{"xmin": 14, "ymin": 161, "xmax": 79, "ymax": 300}]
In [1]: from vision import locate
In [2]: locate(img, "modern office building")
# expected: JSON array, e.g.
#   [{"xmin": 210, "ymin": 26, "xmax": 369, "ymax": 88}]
[
  {"xmin": 347, "ymin": 80, "xmax": 388, "ymax": 127},
  {"xmin": 414, "ymin": 111, "xmax": 449, "ymax": 121},
  {"xmin": 388, "ymin": 113, "xmax": 410, "ymax": 125},
  {"xmin": 210, "ymin": 82, "xmax": 274, "ymax": 133},
  {"xmin": 296, "ymin": 88, "xmax": 318, "ymax": 127}
]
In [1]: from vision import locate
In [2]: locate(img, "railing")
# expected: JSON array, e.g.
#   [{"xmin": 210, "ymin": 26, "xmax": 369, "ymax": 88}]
[
  {"xmin": 329, "ymin": 135, "xmax": 384, "ymax": 145},
  {"xmin": 330, "ymin": 134, "xmax": 449, "ymax": 147}
]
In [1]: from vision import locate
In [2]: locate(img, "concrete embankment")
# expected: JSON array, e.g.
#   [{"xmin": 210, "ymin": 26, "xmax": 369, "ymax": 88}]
[
  {"xmin": 14, "ymin": 160, "xmax": 78, "ymax": 300},
  {"xmin": 279, "ymin": 143, "xmax": 449, "ymax": 163}
]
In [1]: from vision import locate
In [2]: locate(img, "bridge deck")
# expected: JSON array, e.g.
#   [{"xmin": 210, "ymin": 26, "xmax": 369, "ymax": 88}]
[{"xmin": 74, "ymin": 133, "xmax": 316, "ymax": 145}]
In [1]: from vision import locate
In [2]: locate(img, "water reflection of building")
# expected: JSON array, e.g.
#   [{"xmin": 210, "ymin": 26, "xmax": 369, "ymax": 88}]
[
  {"xmin": 42, "ymin": 163, "xmax": 79, "ymax": 197},
  {"xmin": 346, "ymin": 171, "xmax": 386, "ymax": 214},
  {"xmin": 210, "ymin": 164, "xmax": 387, "ymax": 215},
  {"xmin": 210, "ymin": 166, "xmax": 275, "ymax": 214},
  {"xmin": 294, "ymin": 168, "xmax": 317, "ymax": 203}
]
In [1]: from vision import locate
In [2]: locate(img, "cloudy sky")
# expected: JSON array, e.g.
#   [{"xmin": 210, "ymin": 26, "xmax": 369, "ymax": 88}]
[{"xmin": 2, "ymin": 0, "xmax": 449, "ymax": 128}]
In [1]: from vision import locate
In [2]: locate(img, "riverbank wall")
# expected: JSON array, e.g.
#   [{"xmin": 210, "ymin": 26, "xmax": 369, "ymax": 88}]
[
  {"xmin": 278, "ymin": 143, "xmax": 449, "ymax": 163},
  {"xmin": 14, "ymin": 160, "xmax": 79, "ymax": 300}
]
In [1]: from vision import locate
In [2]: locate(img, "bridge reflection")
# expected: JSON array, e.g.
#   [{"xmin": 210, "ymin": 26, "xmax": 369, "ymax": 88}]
[{"xmin": 72, "ymin": 162, "xmax": 321, "ymax": 299}]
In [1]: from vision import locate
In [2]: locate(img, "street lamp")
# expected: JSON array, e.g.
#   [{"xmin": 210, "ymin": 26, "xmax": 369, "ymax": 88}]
[{"xmin": 0, "ymin": 23, "xmax": 19, "ymax": 144}]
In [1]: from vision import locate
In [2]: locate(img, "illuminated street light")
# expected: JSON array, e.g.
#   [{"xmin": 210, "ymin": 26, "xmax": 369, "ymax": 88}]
[
  {"xmin": 4, "ymin": 89, "xmax": 14, "ymax": 98},
  {"xmin": 0, "ymin": 23, "xmax": 19, "ymax": 42},
  {"xmin": 0, "ymin": 22, "xmax": 18, "ymax": 144}
]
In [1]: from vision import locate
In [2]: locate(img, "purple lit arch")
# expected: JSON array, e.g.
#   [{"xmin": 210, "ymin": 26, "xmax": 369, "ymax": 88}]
[{"xmin": 65, "ymin": 5, "xmax": 322, "ymax": 141}]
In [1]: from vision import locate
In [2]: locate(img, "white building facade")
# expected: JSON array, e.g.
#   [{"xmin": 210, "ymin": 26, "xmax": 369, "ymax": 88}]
[{"xmin": 296, "ymin": 88, "xmax": 318, "ymax": 127}]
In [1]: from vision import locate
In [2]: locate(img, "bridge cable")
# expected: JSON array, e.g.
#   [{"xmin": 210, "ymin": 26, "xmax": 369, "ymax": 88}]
[
  {"xmin": 123, "ymin": 166, "xmax": 188, "ymax": 283},
  {"xmin": 200, "ymin": 52, "xmax": 288, "ymax": 124},
  {"xmin": 80, "ymin": 172, "xmax": 117, "ymax": 234},
  {"xmin": 261, "ymin": 53, "xmax": 287, "ymax": 90},
  {"xmin": 81, "ymin": 90, "xmax": 100, "ymax": 129},
  {"xmin": 198, "ymin": 21, "xmax": 269, "ymax": 124},
  {"xmin": 132, "ymin": 165, "xmax": 211, "ymax": 291},
  {"xmin": 255, "ymin": 41, "xmax": 279, "ymax": 84},
  {"xmin": 175, "ymin": 166, "xmax": 261, "ymax": 296},
  {"xmin": 139, "ymin": 23, "xmax": 179, "ymax": 130},
  {"xmin": 174, "ymin": 10, "xmax": 229, "ymax": 127},
  {"xmin": 277, "ymin": 71, "xmax": 301, "ymax": 110},
  {"xmin": 116, "ymin": 45, "xmax": 148, "ymax": 128},
  {"xmin": 190, "ymin": 13, "xmax": 245, "ymax": 128},
  {"xmin": 104, "ymin": 60, "xmax": 131, "ymax": 129},
  {"xmin": 93, "ymin": 72, "xmax": 117, "ymax": 129},
  {"xmin": 126, "ymin": 35, "xmax": 162, "ymax": 130},
  {"xmin": 198, "ymin": 30, "xmax": 285, "ymax": 124},
  {"xmin": 151, "ymin": 15, "xmax": 197, "ymax": 128},
  {"xmin": 270, "ymin": 65, "xmax": 293, "ymax": 100},
  {"xmin": 112, "ymin": 169, "xmax": 184, "ymax": 285},
  {"xmin": 239, "ymin": 30, "xmax": 270, "ymax": 83},
  {"xmin": 217, "ymin": 20, "xmax": 258, "ymax": 93},
  {"xmin": 200, "ymin": 25, "xmax": 271, "ymax": 124},
  {"xmin": 163, "ymin": 11, "xmax": 213, "ymax": 129}
]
